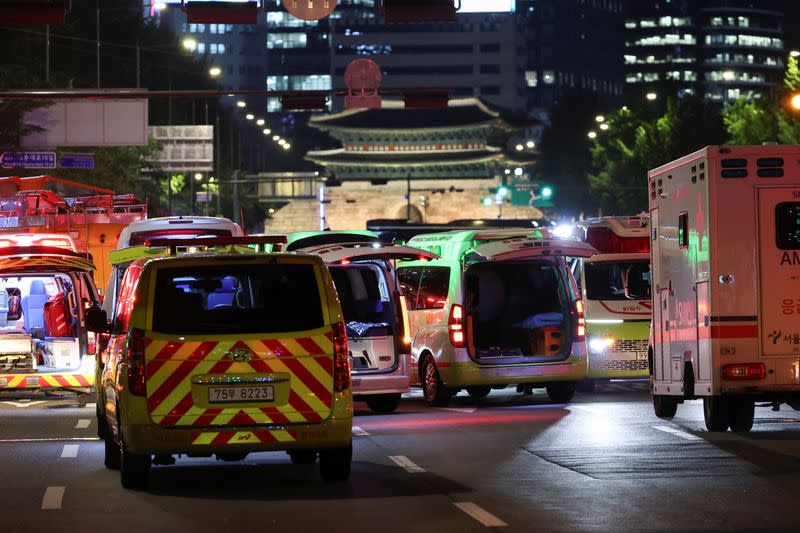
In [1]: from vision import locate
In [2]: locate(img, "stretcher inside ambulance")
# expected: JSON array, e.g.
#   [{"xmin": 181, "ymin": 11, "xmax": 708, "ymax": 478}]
[{"xmin": 0, "ymin": 236, "xmax": 99, "ymax": 396}]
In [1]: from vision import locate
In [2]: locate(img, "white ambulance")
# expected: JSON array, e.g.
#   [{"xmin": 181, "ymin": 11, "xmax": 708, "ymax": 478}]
[
  {"xmin": 573, "ymin": 216, "xmax": 652, "ymax": 389},
  {"xmin": 649, "ymin": 144, "xmax": 800, "ymax": 432}
]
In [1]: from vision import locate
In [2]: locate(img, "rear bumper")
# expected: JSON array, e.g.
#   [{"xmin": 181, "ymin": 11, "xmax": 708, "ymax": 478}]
[
  {"xmin": 438, "ymin": 356, "xmax": 587, "ymax": 387},
  {"xmin": 351, "ymin": 373, "xmax": 409, "ymax": 396},
  {"xmin": 122, "ymin": 417, "xmax": 353, "ymax": 455}
]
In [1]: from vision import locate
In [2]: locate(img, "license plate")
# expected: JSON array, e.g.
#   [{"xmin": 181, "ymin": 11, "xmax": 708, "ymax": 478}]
[
  {"xmin": 208, "ymin": 386, "xmax": 274, "ymax": 403},
  {"xmin": 635, "ymin": 351, "xmax": 648, "ymax": 360}
]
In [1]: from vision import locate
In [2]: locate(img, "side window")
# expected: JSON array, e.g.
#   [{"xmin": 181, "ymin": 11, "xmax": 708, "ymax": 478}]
[
  {"xmin": 775, "ymin": 202, "xmax": 800, "ymax": 250},
  {"xmin": 397, "ymin": 267, "xmax": 422, "ymax": 310},
  {"xmin": 112, "ymin": 267, "xmax": 142, "ymax": 335},
  {"xmin": 418, "ymin": 267, "xmax": 451, "ymax": 310},
  {"xmin": 678, "ymin": 211, "xmax": 689, "ymax": 249}
]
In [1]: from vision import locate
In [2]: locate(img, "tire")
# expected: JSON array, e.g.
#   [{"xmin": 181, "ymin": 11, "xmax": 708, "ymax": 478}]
[
  {"xmin": 730, "ymin": 398, "xmax": 755, "ymax": 433},
  {"xmin": 703, "ymin": 395, "xmax": 731, "ymax": 432},
  {"xmin": 120, "ymin": 445, "xmax": 151, "ymax": 490},
  {"xmin": 319, "ymin": 444, "xmax": 352, "ymax": 483},
  {"xmin": 466, "ymin": 386, "xmax": 491, "ymax": 399},
  {"xmin": 576, "ymin": 379, "xmax": 596, "ymax": 393},
  {"xmin": 289, "ymin": 451, "xmax": 317, "ymax": 465},
  {"xmin": 652, "ymin": 394, "xmax": 678, "ymax": 418},
  {"xmin": 545, "ymin": 381, "xmax": 576, "ymax": 404},
  {"xmin": 421, "ymin": 357, "xmax": 451, "ymax": 407},
  {"xmin": 76, "ymin": 393, "xmax": 91, "ymax": 407},
  {"xmin": 365, "ymin": 393, "xmax": 402, "ymax": 414},
  {"xmin": 104, "ymin": 435, "xmax": 121, "ymax": 470},
  {"xmin": 96, "ymin": 402, "xmax": 108, "ymax": 440}
]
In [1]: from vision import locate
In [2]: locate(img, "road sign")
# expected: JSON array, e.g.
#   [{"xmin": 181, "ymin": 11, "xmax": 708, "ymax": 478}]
[
  {"xmin": 510, "ymin": 181, "xmax": 554, "ymax": 208},
  {"xmin": 0, "ymin": 152, "xmax": 56, "ymax": 169},
  {"xmin": 59, "ymin": 154, "xmax": 95, "ymax": 170}
]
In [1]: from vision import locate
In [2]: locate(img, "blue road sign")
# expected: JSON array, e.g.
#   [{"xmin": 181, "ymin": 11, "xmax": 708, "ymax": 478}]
[
  {"xmin": 0, "ymin": 152, "xmax": 56, "ymax": 169},
  {"xmin": 59, "ymin": 154, "xmax": 95, "ymax": 170}
]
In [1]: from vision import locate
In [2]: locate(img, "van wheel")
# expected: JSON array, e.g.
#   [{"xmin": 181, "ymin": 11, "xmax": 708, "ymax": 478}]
[
  {"xmin": 703, "ymin": 396, "xmax": 731, "ymax": 432},
  {"xmin": 319, "ymin": 444, "xmax": 352, "ymax": 482},
  {"xmin": 120, "ymin": 445, "xmax": 151, "ymax": 490},
  {"xmin": 365, "ymin": 393, "xmax": 402, "ymax": 414},
  {"xmin": 422, "ymin": 357, "xmax": 451, "ymax": 407},
  {"xmin": 96, "ymin": 403, "xmax": 108, "ymax": 440},
  {"xmin": 104, "ymin": 434, "xmax": 121, "ymax": 470},
  {"xmin": 466, "ymin": 386, "xmax": 491, "ymax": 399},
  {"xmin": 546, "ymin": 382, "xmax": 576, "ymax": 403},
  {"xmin": 730, "ymin": 398, "xmax": 755, "ymax": 432},
  {"xmin": 652, "ymin": 394, "xmax": 678, "ymax": 418},
  {"xmin": 289, "ymin": 451, "xmax": 317, "ymax": 465}
]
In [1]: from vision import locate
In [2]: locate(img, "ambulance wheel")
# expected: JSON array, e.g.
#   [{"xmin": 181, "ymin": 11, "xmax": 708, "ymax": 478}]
[
  {"xmin": 422, "ymin": 357, "xmax": 451, "ymax": 407},
  {"xmin": 546, "ymin": 381, "xmax": 576, "ymax": 404},
  {"xmin": 466, "ymin": 386, "xmax": 491, "ymax": 399},
  {"xmin": 104, "ymin": 435, "xmax": 120, "ymax": 470},
  {"xmin": 703, "ymin": 396, "xmax": 731, "ymax": 432},
  {"xmin": 319, "ymin": 444, "xmax": 352, "ymax": 483},
  {"xmin": 289, "ymin": 451, "xmax": 317, "ymax": 465},
  {"xmin": 365, "ymin": 393, "xmax": 402, "ymax": 414},
  {"xmin": 652, "ymin": 394, "xmax": 678, "ymax": 418},
  {"xmin": 120, "ymin": 446, "xmax": 151, "ymax": 490},
  {"xmin": 730, "ymin": 398, "xmax": 755, "ymax": 433}
]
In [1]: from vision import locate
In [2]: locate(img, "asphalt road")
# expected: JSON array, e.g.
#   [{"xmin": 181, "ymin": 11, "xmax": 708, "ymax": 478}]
[{"xmin": 2, "ymin": 380, "xmax": 800, "ymax": 533}]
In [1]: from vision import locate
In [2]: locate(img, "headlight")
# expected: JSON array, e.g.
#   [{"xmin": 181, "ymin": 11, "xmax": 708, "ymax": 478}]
[{"xmin": 589, "ymin": 337, "xmax": 614, "ymax": 353}]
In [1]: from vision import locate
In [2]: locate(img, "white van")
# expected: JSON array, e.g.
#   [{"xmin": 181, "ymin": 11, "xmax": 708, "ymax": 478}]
[
  {"xmin": 398, "ymin": 230, "xmax": 595, "ymax": 406},
  {"xmin": 288, "ymin": 231, "xmax": 438, "ymax": 413}
]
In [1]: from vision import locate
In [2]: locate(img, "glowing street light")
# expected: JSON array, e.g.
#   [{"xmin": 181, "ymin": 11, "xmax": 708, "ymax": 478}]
[
  {"xmin": 791, "ymin": 94, "xmax": 800, "ymax": 111},
  {"xmin": 526, "ymin": 140, "xmax": 535, "ymax": 149},
  {"xmin": 515, "ymin": 144, "xmax": 524, "ymax": 151},
  {"xmin": 791, "ymin": 50, "xmax": 800, "ymax": 58},
  {"xmin": 194, "ymin": 172, "xmax": 203, "ymax": 181},
  {"xmin": 595, "ymin": 115, "xmax": 605, "ymax": 123},
  {"xmin": 246, "ymin": 113, "xmax": 255, "ymax": 120},
  {"xmin": 182, "ymin": 37, "xmax": 197, "ymax": 51},
  {"xmin": 272, "ymin": 135, "xmax": 280, "ymax": 141},
  {"xmin": 587, "ymin": 131, "xmax": 598, "ymax": 139},
  {"xmin": 256, "ymin": 119, "xmax": 265, "ymax": 126},
  {"xmin": 209, "ymin": 66, "xmax": 222, "ymax": 78},
  {"xmin": 599, "ymin": 123, "xmax": 609, "ymax": 131},
  {"xmin": 282, "ymin": 144, "xmax": 291, "ymax": 150},
  {"xmin": 236, "ymin": 100, "xmax": 246, "ymax": 108},
  {"xmin": 263, "ymin": 128, "xmax": 272, "ymax": 135},
  {"xmin": 646, "ymin": 92, "xmax": 657, "ymax": 101}
]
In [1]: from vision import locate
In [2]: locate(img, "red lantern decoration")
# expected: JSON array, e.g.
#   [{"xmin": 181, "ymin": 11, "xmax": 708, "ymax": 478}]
[{"xmin": 282, "ymin": 0, "xmax": 338, "ymax": 21}]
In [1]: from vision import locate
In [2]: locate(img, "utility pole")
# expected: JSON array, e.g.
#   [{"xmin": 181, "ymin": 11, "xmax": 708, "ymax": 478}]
[
  {"xmin": 45, "ymin": 25, "xmax": 49, "ymax": 84},
  {"xmin": 232, "ymin": 169, "xmax": 241, "ymax": 226},
  {"xmin": 215, "ymin": 113, "xmax": 222, "ymax": 216},
  {"xmin": 135, "ymin": 39, "xmax": 141, "ymax": 89}
]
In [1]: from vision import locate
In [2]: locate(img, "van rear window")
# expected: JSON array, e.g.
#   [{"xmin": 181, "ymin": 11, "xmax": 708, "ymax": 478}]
[
  {"xmin": 775, "ymin": 202, "xmax": 800, "ymax": 250},
  {"xmin": 151, "ymin": 263, "xmax": 324, "ymax": 335}
]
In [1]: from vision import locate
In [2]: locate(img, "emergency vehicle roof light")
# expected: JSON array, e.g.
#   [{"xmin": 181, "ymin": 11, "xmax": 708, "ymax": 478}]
[
  {"xmin": 145, "ymin": 235, "xmax": 288, "ymax": 254},
  {"xmin": 181, "ymin": 1, "xmax": 262, "ymax": 24},
  {"xmin": 585, "ymin": 227, "xmax": 649, "ymax": 254}
]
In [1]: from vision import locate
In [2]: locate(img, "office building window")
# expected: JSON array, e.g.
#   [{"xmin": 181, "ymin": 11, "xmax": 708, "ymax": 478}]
[{"xmin": 268, "ymin": 33, "xmax": 308, "ymax": 49}]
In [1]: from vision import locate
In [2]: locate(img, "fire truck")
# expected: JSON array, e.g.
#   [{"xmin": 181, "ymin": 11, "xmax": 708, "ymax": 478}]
[
  {"xmin": 573, "ymin": 216, "xmax": 651, "ymax": 389},
  {"xmin": 0, "ymin": 176, "xmax": 147, "ymax": 285},
  {"xmin": 649, "ymin": 145, "xmax": 800, "ymax": 432}
]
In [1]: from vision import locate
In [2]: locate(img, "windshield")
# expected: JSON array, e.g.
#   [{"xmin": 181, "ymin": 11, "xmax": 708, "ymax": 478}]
[{"xmin": 584, "ymin": 260, "xmax": 651, "ymax": 301}]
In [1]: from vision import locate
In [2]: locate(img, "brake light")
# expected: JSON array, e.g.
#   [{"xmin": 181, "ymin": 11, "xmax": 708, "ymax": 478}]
[
  {"xmin": 87, "ymin": 331, "xmax": 96, "ymax": 355},
  {"xmin": 448, "ymin": 303, "xmax": 465, "ymax": 348},
  {"xmin": 723, "ymin": 363, "xmax": 765, "ymax": 380},
  {"xmin": 572, "ymin": 300, "xmax": 586, "ymax": 342},
  {"xmin": 331, "ymin": 321, "xmax": 351, "ymax": 392},
  {"xmin": 127, "ymin": 328, "xmax": 146, "ymax": 396},
  {"xmin": 0, "ymin": 239, "xmax": 14, "ymax": 248},
  {"xmin": 398, "ymin": 295, "xmax": 412, "ymax": 346}
]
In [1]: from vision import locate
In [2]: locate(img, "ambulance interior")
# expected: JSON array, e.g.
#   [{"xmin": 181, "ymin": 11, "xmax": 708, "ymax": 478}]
[
  {"xmin": 0, "ymin": 274, "xmax": 81, "ymax": 372},
  {"xmin": 465, "ymin": 261, "xmax": 572, "ymax": 359},
  {"xmin": 583, "ymin": 260, "xmax": 651, "ymax": 301},
  {"xmin": 328, "ymin": 264, "xmax": 398, "ymax": 373}
]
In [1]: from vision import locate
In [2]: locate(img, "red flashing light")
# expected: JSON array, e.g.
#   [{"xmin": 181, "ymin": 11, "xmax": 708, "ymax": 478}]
[
  {"xmin": 723, "ymin": 363, "xmax": 765, "ymax": 381},
  {"xmin": 331, "ymin": 321, "xmax": 351, "ymax": 392},
  {"xmin": 573, "ymin": 300, "xmax": 586, "ymax": 342},
  {"xmin": 448, "ymin": 303, "xmax": 464, "ymax": 348},
  {"xmin": 585, "ymin": 227, "xmax": 649, "ymax": 254},
  {"xmin": 127, "ymin": 328, "xmax": 146, "ymax": 396}
]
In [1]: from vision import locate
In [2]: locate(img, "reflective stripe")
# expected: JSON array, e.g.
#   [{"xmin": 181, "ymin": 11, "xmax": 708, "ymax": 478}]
[
  {"xmin": 0, "ymin": 373, "xmax": 92, "ymax": 388},
  {"xmin": 190, "ymin": 429, "xmax": 297, "ymax": 445}
]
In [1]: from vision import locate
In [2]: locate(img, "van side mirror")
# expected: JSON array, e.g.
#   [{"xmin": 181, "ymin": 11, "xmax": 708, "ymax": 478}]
[{"xmin": 85, "ymin": 306, "xmax": 110, "ymax": 333}]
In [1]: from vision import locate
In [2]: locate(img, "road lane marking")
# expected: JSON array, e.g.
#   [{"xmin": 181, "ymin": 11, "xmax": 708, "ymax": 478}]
[
  {"xmin": 1, "ymin": 401, "xmax": 46, "ymax": 408},
  {"xmin": 41, "ymin": 487, "xmax": 65, "ymax": 510},
  {"xmin": 75, "ymin": 419, "xmax": 91, "ymax": 429},
  {"xmin": 0, "ymin": 437, "xmax": 99, "ymax": 444},
  {"xmin": 61, "ymin": 444, "xmax": 79, "ymax": 458},
  {"xmin": 653, "ymin": 425, "xmax": 702, "ymax": 441},
  {"xmin": 453, "ymin": 502, "xmax": 508, "ymax": 528},
  {"xmin": 352, "ymin": 426, "xmax": 370, "ymax": 436},
  {"xmin": 389, "ymin": 455, "xmax": 425, "ymax": 473},
  {"xmin": 571, "ymin": 405, "xmax": 602, "ymax": 414},
  {"xmin": 434, "ymin": 407, "xmax": 478, "ymax": 414}
]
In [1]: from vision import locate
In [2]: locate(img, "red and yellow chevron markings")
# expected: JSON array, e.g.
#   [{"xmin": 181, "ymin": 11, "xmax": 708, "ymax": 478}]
[
  {"xmin": 190, "ymin": 428, "xmax": 298, "ymax": 445},
  {"xmin": 145, "ymin": 334, "xmax": 335, "ymax": 427},
  {"xmin": 0, "ymin": 373, "xmax": 93, "ymax": 388}
]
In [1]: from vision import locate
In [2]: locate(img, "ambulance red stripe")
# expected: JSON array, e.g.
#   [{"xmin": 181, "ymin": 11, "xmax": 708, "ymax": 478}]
[
  {"xmin": 295, "ymin": 337, "xmax": 325, "ymax": 355},
  {"xmin": 282, "ymin": 358, "xmax": 333, "ymax": 407},
  {"xmin": 147, "ymin": 341, "xmax": 218, "ymax": 410}
]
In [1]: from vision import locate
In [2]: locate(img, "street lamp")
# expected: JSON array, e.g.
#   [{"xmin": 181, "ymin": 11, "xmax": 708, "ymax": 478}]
[
  {"xmin": 209, "ymin": 66, "xmax": 222, "ymax": 77},
  {"xmin": 791, "ymin": 94, "xmax": 800, "ymax": 111},
  {"xmin": 791, "ymin": 50, "xmax": 800, "ymax": 58},
  {"xmin": 256, "ymin": 118, "xmax": 265, "ymax": 126},
  {"xmin": 194, "ymin": 172, "xmax": 203, "ymax": 181},
  {"xmin": 595, "ymin": 115, "xmax": 605, "ymax": 123},
  {"xmin": 272, "ymin": 135, "xmax": 280, "ymax": 141},
  {"xmin": 236, "ymin": 100, "xmax": 246, "ymax": 108},
  {"xmin": 515, "ymin": 144, "xmax": 524, "ymax": 151},
  {"xmin": 587, "ymin": 131, "xmax": 598, "ymax": 139},
  {"xmin": 182, "ymin": 37, "xmax": 197, "ymax": 51},
  {"xmin": 245, "ymin": 113, "xmax": 255, "ymax": 120},
  {"xmin": 646, "ymin": 92, "xmax": 657, "ymax": 101},
  {"xmin": 599, "ymin": 123, "xmax": 609, "ymax": 131},
  {"xmin": 526, "ymin": 140, "xmax": 535, "ymax": 149},
  {"xmin": 263, "ymin": 128, "xmax": 272, "ymax": 135}
]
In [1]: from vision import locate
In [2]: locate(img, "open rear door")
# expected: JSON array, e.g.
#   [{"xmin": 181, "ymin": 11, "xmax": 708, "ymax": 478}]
[
  {"xmin": 468, "ymin": 238, "xmax": 596, "ymax": 262},
  {"xmin": 296, "ymin": 243, "xmax": 440, "ymax": 264}
]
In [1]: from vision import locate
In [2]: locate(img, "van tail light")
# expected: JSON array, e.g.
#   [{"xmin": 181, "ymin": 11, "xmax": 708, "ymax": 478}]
[
  {"xmin": 572, "ymin": 300, "xmax": 586, "ymax": 342},
  {"xmin": 398, "ymin": 295, "xmax": 412, "ymax": 347},
  {"xmin": 87, "ymin": 331, "xmax": 96, "ymax": 355},
  {"xmin": 332, "ymin": 321, "xmax": 351, "ymax": 392},
  {"xmin": 448, "ymin": 303, "xmax": 465, "ymax": 348},
  {"xmin": 127, "ymin": 328, "xmax": 146, "ymax": 396},
  {"xmin": 723, "ymin": 363, "xmax": 765, "ymax": 381}
]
